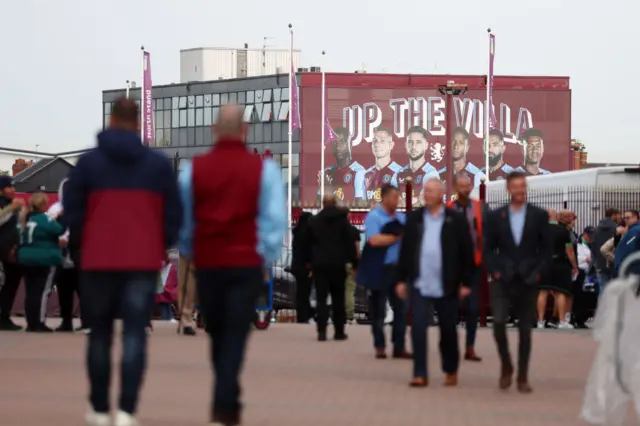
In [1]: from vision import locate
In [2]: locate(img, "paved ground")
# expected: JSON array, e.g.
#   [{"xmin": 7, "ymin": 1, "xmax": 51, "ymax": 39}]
[{"xmin": 0, "ymin": 318, "xmax": 632, "ymax": 425}]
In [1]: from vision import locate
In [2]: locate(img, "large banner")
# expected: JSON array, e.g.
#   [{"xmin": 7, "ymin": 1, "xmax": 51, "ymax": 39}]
[{"xmin": 300, "ymin": 85, "xmax": 571, "ymax": 205}]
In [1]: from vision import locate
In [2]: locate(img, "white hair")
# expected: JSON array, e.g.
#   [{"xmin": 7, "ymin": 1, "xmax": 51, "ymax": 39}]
[{"xmin": 423, "ymin": 177, "xmax": 444, "ymax": 191}]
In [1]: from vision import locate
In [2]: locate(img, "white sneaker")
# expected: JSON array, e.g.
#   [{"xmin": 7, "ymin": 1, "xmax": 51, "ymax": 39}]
[
  {"xmin": 536, "ymin": 321, "xmax": 545, "ymax": 329},
  {"xmin": 564, "ymin": 313, "xmax": 571, "ymax": 323},
  {"xmin": 114, "ymin": 410, "xmax": 140, "ymax": 426},
  {"xmin": 85, "ymin": 411, "xmax": 111, "ymax": 426},
  {"xmin": 384, "ymin": 308, "xmax": 394, "ymax": 325},
  {"xmin": 558, "ymin": 321, "xmax": 574, "ymax": 329}
]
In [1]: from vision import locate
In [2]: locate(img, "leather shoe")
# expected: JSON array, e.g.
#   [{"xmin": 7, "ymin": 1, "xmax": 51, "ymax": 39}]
[{"xmin": 499, "ymin": 365, "xmax": 514, "ymax": 390}]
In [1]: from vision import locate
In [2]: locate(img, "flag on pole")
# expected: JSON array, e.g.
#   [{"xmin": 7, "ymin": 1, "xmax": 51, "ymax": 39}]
[
  {"xmin": 289, "ymin": 36, "xmax": 301, "ymax": 130},
  {"xmin": 142, "ymin": 51, "xmax": 155, "ymax": 144},
  {"xmin": 488, "ymin": 34, "xmax": 497, "ymax": 130},
  {"xmin": 324, "ymin": 117, "xmax": 338, "ymax": 145}
]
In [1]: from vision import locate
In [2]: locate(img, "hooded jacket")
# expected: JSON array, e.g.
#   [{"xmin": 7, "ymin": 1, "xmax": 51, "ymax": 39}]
[
  {"xmin": 614, "ymin": 223, "xmax": 640, "ymax": 277},
  {"xmin": 306, "ymin": 206, "xmax": 358, "ymax": 269},
  {"xmin": 63, "ymin": 128, "xmax": 182, "ymax": 271},
  {"xmin": 591, "ymin": 218, "xmax": 618, "ymax": 270}
]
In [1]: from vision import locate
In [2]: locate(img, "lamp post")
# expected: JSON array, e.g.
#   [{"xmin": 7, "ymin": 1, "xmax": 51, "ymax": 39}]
[{"xmin": 438, "ymin": 81, "xmax": 468, "ymax": 201}]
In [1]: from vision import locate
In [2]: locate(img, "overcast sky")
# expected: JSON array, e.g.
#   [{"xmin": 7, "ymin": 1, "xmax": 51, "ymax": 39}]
[{"xmin": 1, "ymin": 0, "xmax": 635, "ymax": 163}]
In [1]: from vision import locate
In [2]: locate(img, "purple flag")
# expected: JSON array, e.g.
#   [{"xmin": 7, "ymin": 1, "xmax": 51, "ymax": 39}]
[
  {"xmin": 324, "ymin": 117, "xmax": 337, "ymax": 145},
  {"xmin": 488, "ymin": 34, "xmax": 497, "ymax": 130},
  {"xmin": 142, "ymin": 51, "xmax": 155, "ymax": 144},
  {"xmin": 289, "ymin": 34, "xmax": 301, "ymax": 130}
]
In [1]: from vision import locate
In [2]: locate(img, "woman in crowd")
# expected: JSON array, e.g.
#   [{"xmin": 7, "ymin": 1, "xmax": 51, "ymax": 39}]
[
  {"xmin": 155, "ymin": 254, "xmax": 178, "ymax": 321},
  {"xmin": 291, "ymin": 212, "xmax": 313, "ymax": 323},
  {"xmin": 18, "ymin": 192, "xmax": 65, "ymax": 332}
]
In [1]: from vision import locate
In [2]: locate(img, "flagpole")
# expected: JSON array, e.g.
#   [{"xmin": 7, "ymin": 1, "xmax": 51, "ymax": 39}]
[
  {"xmin": 140, "ymin": 45, "xmax": 145, "ymax": 141},
  {"xmin": 484, "ymin": 29, "xmax": 491, "ymax": 181},
  {"xmin": 320, "ymin": 51, "xmax": 326, "ymax": 198},
  {"xmin": 287, "ymin": 24, "xmax": 293, "ymax": 249},
  {"xmin": 126, "ymin": 80, "xmax": 130, "ymax": 99}
]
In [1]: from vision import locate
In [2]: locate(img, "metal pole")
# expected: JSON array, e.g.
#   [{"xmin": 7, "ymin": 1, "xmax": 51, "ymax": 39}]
[
  {"xmin": 126, "ymin": 80, "xmax": 130, "ymax": 99},
  {"xmin": 479, "ymin": 178, "xmax": 488, "ymax": 327},
  {"xmin": 485, "ymin": 29, "xmax": 492, "ymax": 181},
  {"xmin": 445, "ymin": 92, "xmax": 454, "ymax": 201},
  {"xmin": 140, "ymin": 46, "xmax": 145, "ymax": 142},
  {"xmin": 320, "ymin": 52, "xmax": 326, "ymax": 198},
  {"xmin": 287, "ymin": 24, "xmax": 293, "ymax": 249}
]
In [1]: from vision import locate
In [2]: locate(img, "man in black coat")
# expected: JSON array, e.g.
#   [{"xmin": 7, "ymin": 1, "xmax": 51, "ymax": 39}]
[
  {"xmin": 306, "ymin": 195, "xmax": 358, "ymax": 341},
  {"xmin": 395, "ymin": 178, "xmax": 474, "ymax": 388},
  {"xmin": 0, "ymin": 176, "xmax": 24, "ymax": 331},
  {"xmin": 484, "ymin": 171, "xmax": 551, "ymax": 393}
]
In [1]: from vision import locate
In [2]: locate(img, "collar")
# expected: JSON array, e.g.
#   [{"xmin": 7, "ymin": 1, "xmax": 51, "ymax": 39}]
[
  {"xmin": 509, "ymin": 203, "xmax": 527, "ymax": 214},
  {"xmin": 424, "ymin": 205, "xmax": 445, "ymax": 219}
]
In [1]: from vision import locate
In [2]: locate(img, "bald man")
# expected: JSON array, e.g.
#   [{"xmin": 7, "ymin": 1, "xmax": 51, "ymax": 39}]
[
  {"xmin": 179, "ymin": 104, "xmax": 286, "ymax": 425},
  {"xmin": 395, "ymin": 178, "xmax": 474, "ymax": 388}
]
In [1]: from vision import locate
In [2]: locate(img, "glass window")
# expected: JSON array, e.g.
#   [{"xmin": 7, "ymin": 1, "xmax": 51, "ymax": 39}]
[
  {"xmin": 187, "ymin": 127, "xmax": 195, "ymax": 146},
  {"xmin": 195, "ymin": 95, "xmax": 203, "ymax": 108},
  {"xmin": 273, "ymin": 88, "xmax": 282, "ymax": 102},
  {"xmin": 104, "ymin": 114, "xmax": 110, "ymax": 128},
  {"xmin": 273, "ymin": 102, "xmax": 282, "ymax": 120},
  {"xmin": 254, "ymin": 103, "xmax": 264, "ymax": 122},
  {"xmin": 272, "ymin": 154, "xmax": 281, "ymax": 165},
  {"xmin": 255, "ymin": 90, "xmax": 263, "ymax": 103},
  {"xmin": 263, "ymin": 89, "xmax": 272, "ymax": 102},
  {"xmin": 281, "ymin": 167, "xmax": 289, "ymax": 184},
  {"xmin": 246, "ymin": 124, "xmax": 254, "ymax": 143},
  {"xmin": 238, "ymin": 91, "xmax": 246, "ymax": 104},
  {"xmin": 179, "ymin": 128, "xmax": 187, "ymax": 147},
  {"xmin": 171, "ymin": 129, "xmax": 179, "ymax": 146},
  {"xmin": 282, "ymin": 87, "xmax": 290, "ymax": 101},
  {"xmin": 179, "ymin": 96, "xmax": 187, "ymax": 108},
  {"xmin": 221, "ymin": 93, "xmax": 229, "ymax": 105},
  {"xmin": 155, "ymin": 129, "xmax": 164, "ymax": 147},
  {"xmin": 163, "ymin": 110, "xmax": 171, "ymax": 129},
  {"xmin": 282, "ymin": 154, "xmax": 289, "ymax": 167},
  {"xmin": 152, "ymin": 99, "xmax": 158, "ymax": 111},
  {"xmin": 187, "ymin": 109, "xmax": 195, "ymax": 126},
  {"xmin": 164, "ymin": 98, "xmax": 172, "ymax": 110},
  {"xmin": 104, "ymin": 103, "xmax": 111, "ymax": 114},
  {"xmin": 188, "ymin": 96, "xmax": 195, "ymax": 108},
  {"xmin": 155, "ymin": 110, "xmax": 163, "ymax": 129},
  {"xmin": 261, "ymin": 103, "xmax": 272, "ymax": 122},
  {"xmin": 172, "ymin": 110, "xmax": 179, "ymax": 128},
  {"xmin": 229, "ymin": 92, "xmax": 237, "ymax": 104},
  {"xmin": 243, "ymin": 105, "xmax": 254, "ymax": 122},
  {"xmin": 164, "ymin": 130, "xmax": 172, "ymax": 146},
  {"xmin": 253, "ymin": 123, "xmax": 263, "ymax": 142},
  {"xmin": 179, "ymin": 110, "xmax": 187, "ymax": 127},
  {"xmin": 204, "ymin": 94, "xmax": 211, "ymax": 105},
  {"xmin": 292, "ymin": 153, "xmax": 300, "ymax": 167},
  {"xmin": 195, "ymin": 108, "xmax": 204, "ymax": 126},
  {"xmin": 204, "ymin": 107, "xmax": 212, "ymax": 125},
  {"xmin": 135, "ymin": 100, "xmax": 140, "ymax": 108},
  {"xmin": 293, "ymin": 166, "xmax": 299, "ymax": 179},
  {"xmin": 212, "ymin": 106, "xmax": 220, "ymax": 123},
  {"xmin": 195, "ymin": 127, "xmax": 204, "ymax": 146},
  {"xmin": 278, "ymin": 102, "xmax": 289, "ymax": 121},
  {"xmin": 172, "ymin": 97, "xmax": 179, "ymax": 109},
  {"xmin": 212, "ymin": 93, "xmax": 220, "ymax": 106},
  {"xmin": 272, "ymin": 121, "xmax": 282, "ymax": 141},
  {"xmin": 203, "ymin": 127, "xmax": 212, "ymax": 146},
  {"xmin": 263, "ymin": 123, "xmax": 272, "ymax": 143},
  {"xmin": 246, "ymin": 90, "xmax": 255, "ymax": 103}
]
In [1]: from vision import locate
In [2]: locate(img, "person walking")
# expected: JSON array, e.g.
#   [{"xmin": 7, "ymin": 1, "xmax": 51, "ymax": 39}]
[
  {"xmin": 0, "ymin": 176, "xmax": 25, "ymax": 331},
  {"xmin": 18, "ymin": 192, "xmax": 65, "ymax": 332},
  {"xmin": 64, "ymin": 98, "xmax": 182, "ymax": 426},
  {"xmin": 484, "ymin": 171, "xmax": 551, "ymax": 393},
  {"xmin": 291, "ymin": 212, "xmax": 313, "ymax": 323},
  {"xmin": 591, "ymin": 208, "xmax": 620, "ymax": 293},
  {"xmin": 447, "ymin": 173, "xmax": 486, "ymax": 361},
  {"xmin": 178, "ymin": 104, "xmax": 285, "ymax": 426},
  {"xmin": 395, "ymin": 178, "xmax": 474, "ymax": 387}
]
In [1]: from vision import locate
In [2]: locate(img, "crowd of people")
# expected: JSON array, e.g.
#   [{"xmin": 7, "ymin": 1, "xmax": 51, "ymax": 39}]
[{"xmin": 1, "ymin": 97, "xmax": 639, "ymax": 426}]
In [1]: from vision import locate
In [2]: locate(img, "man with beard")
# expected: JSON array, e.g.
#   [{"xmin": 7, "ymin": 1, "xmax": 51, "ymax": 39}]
[
  {"xmin": 481, "ymin": 129, "xmax": 513, "ymax": 181},
  {"xmin": 392, "ymin": 126, "xmax": 439, "ymax": 207},
  {"xmin": 516, "ymin": 128, "xmax": 550, "ymax": 176},
  {"xmin": 317, "ymin": 127, "xmax": 364, "ymax": 203},
  {"xmin": 355, "ymin": 127, "xmax": 402, "ymax": 202},
  {"xmin": 438, "ymin": 127, "xmax": 486, "ymax": 189}
]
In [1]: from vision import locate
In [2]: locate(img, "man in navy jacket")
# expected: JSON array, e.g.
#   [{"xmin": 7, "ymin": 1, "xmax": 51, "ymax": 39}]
[{"xmin": 64, "ymin": 98, "xmax": 182, "ymax": 426}]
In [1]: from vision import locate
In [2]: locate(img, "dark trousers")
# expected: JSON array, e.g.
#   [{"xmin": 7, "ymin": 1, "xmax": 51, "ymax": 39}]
[
  {"xmin": 462, "ymin": 267, "xmax": 481, "ymax": 349},
  {"xmin": 23, "ymin": 266, "xmax": 56, "ymax": 328},
  {"xmin": 491, "ymin": 279, "xmax": 537, "ymax": 378},
  {"xmin": 56, "ymin": 266, "xmax": 87, "ymax": 328},
  {"xmin": 197, "ymin": 267, "xmax": 260, "ymax": 420},
  {"xmin": 411, "ymin": 288, "xmax": 460, "ymax": 378},
  {"xmin": 82, "ymin": 271, "xmax": 157, "ymax": 415},
  {"xmin": 292, "ymin": 266, "xmax": 312, "ymax": 323},
  {"xmin": 369, "ymin": 265, "xmax": 407, "ymax": 352},
  {"xmin": 0, "ymin": 262, "xmax": 22, "ymax": 321},
  {"xmin": 313, "ymin": 265, "xmax": 347, "ymax": 334},
  {"xmin": 571, "ymin": 270, "xmax": 589, "ymax": 325}
]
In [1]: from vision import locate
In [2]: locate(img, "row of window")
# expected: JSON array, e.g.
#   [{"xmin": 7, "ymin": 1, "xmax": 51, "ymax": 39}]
[{"xmin": 103, "ymin": 88, "xmax": 290, "ymax": 115}]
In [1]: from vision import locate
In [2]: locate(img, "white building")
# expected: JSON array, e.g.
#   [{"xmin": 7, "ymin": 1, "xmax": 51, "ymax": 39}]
[{"xmin": 180, "ymin": 45, "xmax": 302, "ymax": 82}]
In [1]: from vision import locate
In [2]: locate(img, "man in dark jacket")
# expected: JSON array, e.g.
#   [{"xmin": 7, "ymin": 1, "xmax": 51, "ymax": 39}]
[
  {"xmin": 0, "ymin": 176, "xmax": 24, "ymax": 331},
  {"xmin": 591, "ymin": 208, "xmax": 620, "ymax": 292},
  {"xmin": 307, "ymin": 195, "xmax": 357, "ymax": 341},
  {"xmin": 64, "ymin": 98, "xmax": 182, "ymax": 426}
]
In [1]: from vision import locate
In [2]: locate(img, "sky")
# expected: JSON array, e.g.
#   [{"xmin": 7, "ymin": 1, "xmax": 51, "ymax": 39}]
[{"xmin": 1, "ymin": 0, "xmax": 636, "ymax": 163}]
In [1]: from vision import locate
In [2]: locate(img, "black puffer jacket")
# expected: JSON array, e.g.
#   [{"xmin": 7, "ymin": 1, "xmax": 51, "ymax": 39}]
[
  {"xmin": 0, "ymin": 196, "xmax": 18, "ymax": 262},
  {"xmin": 306, "ymin": 206, "xmax": 357, "ymax": 269}
]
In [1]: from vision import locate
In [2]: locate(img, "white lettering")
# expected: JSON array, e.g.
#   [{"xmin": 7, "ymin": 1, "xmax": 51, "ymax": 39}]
[
  {"xmin": 389, "ymin": 98, "xmax": 408, "ymax": 139},
  {"xmin": 429, "ymin": 97, "xmax": 445, "ymax": 136},
  {"xmin": 363, "ymin": 103, "xmax": 382, "ymax": 143}
]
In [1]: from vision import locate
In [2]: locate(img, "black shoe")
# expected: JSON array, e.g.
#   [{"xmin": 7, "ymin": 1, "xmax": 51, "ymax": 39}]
[
  {"xmin": 211, "ymin": 409, "xmax": 240, "ymax": 426},
  {"xmin": 334, "ymin": 333, "xmax": 348, "ymax": 341},
  {"xmin": 26, "ymin": 324, "xmax": 54, "ymax": 333},
  {"xmin": 0, "ymin": 319, "xmax": 22, "ymax": 331},
  {"xmin": 317, "ymin": 330, "xmax": 327, "ymax": 341},
  {"xmin": 56, "ymin": 322, "xmax": 74, "ymax": 332},
  {"xmin": 182, "ymin": 326, "xmax": 197, "ymax": 336}
]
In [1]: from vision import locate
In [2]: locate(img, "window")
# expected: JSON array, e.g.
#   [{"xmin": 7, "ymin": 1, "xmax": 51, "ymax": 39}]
[
  {"xmin": 179, "ymin": 96, "xmax": 187, "ymax": 108},
  {"xmin": 281, "ymin": 167, "xmax": 289, "ymax": 184},
  {"xmin": 104, "ymin": 114, "xmax": 110, "ymax": 128},
  {"xmin": 246, "ymin": 90, "xmax": 255, "ymax": 103},
  {"xmin": 254, "ymin": 103, "xmax": 264, "ymax": 122},
  {"xmin": 292, "ymin": 153, "xmax": 300, "ymax": 167},
  {"xmin": 221, "ymin": 93, "xmax": 229, "ymax": 105},
  {"xmin": 204, "ymin": 107, "xmax": 212, "ymax": 125},
  {"xmin": 282, "ymin": 154, "xmax": 289, "ymax": 167},
  {"xmin": 229, "ymin": 92, "xmax": 237, "ymax": 104},
  {"xmin": 273, "ymin": 102, "xmax": 282, "ymax": 120},
  {"xmin": 172, "ymin": 97, "xmax": 179, "ymax": 109},
  {"xmin": 272, "ymin": 154, "xmax": 281, "ymax": 165},
  {"xmin": 203, "ymin": 128, "xmax": 212, "ymax": 146},
  {"xmin": 243, "ymin": 105, "xmax": 254, "ymax": 122},
  {"xmin": 261, "ymin": 103, "xmax": 272, "ymax": 122},
  {"xmin": 195, "ymin": 95, "xmax": 203, "ymax": 108},
  {"xmin": 187, "ymin": 127, "xmax": 195, "ymax": 146},
  {"xmin": 263, "ymin": 123, "xmax": 272, "ymax": 143},
  {"xmin": 153, "ymin": 99, "xmax": 159, "ymax": 111},
  {"xmin": 212, "ymin": 106, "xmax": 220, "ymax": 123},
  {"xmin": 171, "ymin": 129, "xmax": 179, "ymax": 147},
  {"xmin": 164, "ymin": 130, "xmax": 172, "ymax": 146},
  {"xmin": 188, "ymin": 96, "xmax": 195, "ymax": 108},
  {"xmin": 238, "ymin": 91, "xmax": 246, "ymax": 104},
  {"xmin": 204, "ymin": 94, "xmax": 211, "ymax": 105},
  {"xmin": 212, "ymin": 93, "xmax": 220, "ymax": 106},
  {"xmin": 278, "ymin": 102, "xmax": 289, "ymax": 121},
  {"xmin": 255, "ymin": 90, "xmax": 263, "ymax": 102},
  {"xmin": 253, "ymin": 123, "xmax": 263, "ymax": 142},
  {"xmin": 187, "ymin": 109, "xmax": 195, "ymax": 126},
  {"xmin": 195, "ymin": 127, "xmax": 204, "ymax": 146},
  {"xmin": 155, "ymin": 129, "xmax": 164, "ymax": 147},
  {"xmin": 246, "ymin": 124, "xmax": 254, "ymax": 143},
  {"xmin": 179, "ymin": 128, "xmax": 187, "ymax": 147},
  {"xmin": 272, "ymin": 121, "xmax": 282, "ymax": 141},
  {"xmin": 179, "ymin": 110, "xmax": 187, "ymax": 127},
  {"xmin": 135, "ymin": 100, "xmax": 140, "ymax": 108},
  {"xmin": 164, "ymin": 110, "xmax": 171, "ymax": 129},
  {"xmin": 273, "ymin": 88, "xmax": 282, "ymax": 102},
  {"xmin": 104, "ymin": 103, "xmax": 111, "ymax": 114},
  {"xmin": 263, "ymin": 89, "xmax": 272, "ymax": 102},
  {"xmin": 155, "ymin": 110, "xmax": 163, "ymax": 128},
  {"xmin": 164, "ymin": 98, "xmax": 172, "ymax": 110},
  {"xmin": 282, "ymin": 87, "xmax": 290, "ymax": 101},
  {"xmin": 293, "ymin": 166, "xmax": 300, "ymax": 179},
  {"xmin": 195, "ymin": 108, "xmax": 204, "ymax": 126},
  {"xmin": 172, "ymin": 110, "xmax": 179, "ymax": 128}
]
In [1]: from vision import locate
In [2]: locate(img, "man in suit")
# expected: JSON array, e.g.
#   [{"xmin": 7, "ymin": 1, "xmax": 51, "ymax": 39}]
[
  {"xmin": 484, "ymin": 171, "xmax": 551, "ymax": 393},
  {"xmin": 396, "ymin": 178, "xmax": 474, "ymax": 387}
]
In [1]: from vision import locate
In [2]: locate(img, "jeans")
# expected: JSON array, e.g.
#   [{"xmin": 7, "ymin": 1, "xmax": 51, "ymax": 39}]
[
  {"xmin": 462, "ymin": 267, "xmax": 481, "ymax": 349},
  {"xmin": 369, "ymin": 265, "xmax": 407, "ymax": 352},
  {"xmin": 158, "ymin": 303, "xmax": 174, "ymax": 320},
  {"xmin": 82, "ymin": 271, "xmax": 157, "ymax": 415},
  {"xmin": 411, "ymin": 288, "xmax": 460, "ymax": 379},
  {"xmin": 197, "ymin": 267, "xmax": 260, "ymax": 419}
]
